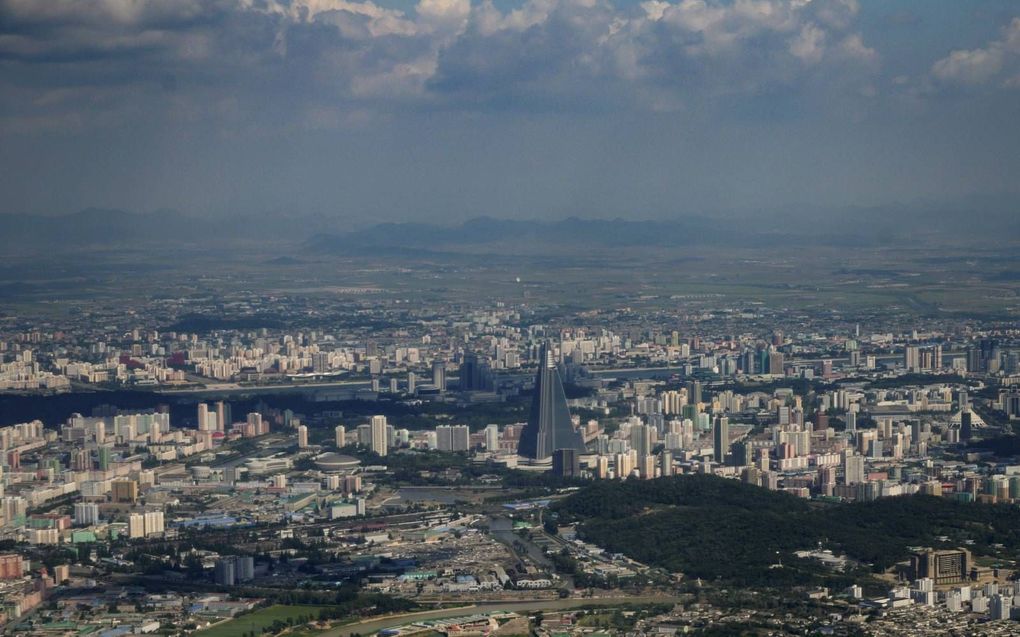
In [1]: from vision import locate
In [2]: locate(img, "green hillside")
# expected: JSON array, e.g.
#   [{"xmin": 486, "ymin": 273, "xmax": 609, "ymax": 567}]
[{"xmin": 553, "ymin": 475, "xmax": 1020, "ymax": 588}]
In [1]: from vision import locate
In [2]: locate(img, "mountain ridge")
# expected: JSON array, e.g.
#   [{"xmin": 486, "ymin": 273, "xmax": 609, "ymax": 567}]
[{"xmin": 1, "ymin": 203, "xmax": 1017, "ymax": 256}]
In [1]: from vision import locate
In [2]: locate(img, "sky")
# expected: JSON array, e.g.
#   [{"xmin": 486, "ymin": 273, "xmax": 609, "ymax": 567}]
[{"xmin": 0, "ymin": 0, "xmax": 1019, "ymax": 224}]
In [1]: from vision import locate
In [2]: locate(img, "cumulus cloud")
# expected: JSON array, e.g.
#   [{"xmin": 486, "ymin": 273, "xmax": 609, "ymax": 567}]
[
  {"xmin": 930, "ymin": 17, "xmax": 1020, "ymax": 88},
  {"xmin": 0, "ymin": 0, "xmax": 883, "ymax": 125},
  {"xmin": 426, "ymin": 0, "xmax": 880, "ymax": 110}
]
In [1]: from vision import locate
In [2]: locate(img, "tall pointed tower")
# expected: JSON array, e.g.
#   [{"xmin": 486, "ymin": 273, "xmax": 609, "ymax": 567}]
[{"xmin": 518, "ymin": 342, "xmax": 586, "ymax": 463}]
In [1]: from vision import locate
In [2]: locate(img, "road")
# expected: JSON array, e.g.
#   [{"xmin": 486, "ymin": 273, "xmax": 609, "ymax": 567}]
[{"xmin": 317, "ymin": 595, "xmax": 683, "ymax": 637}]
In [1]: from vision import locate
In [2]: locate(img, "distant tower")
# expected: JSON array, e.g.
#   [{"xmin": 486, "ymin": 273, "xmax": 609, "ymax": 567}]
[
  {"xmin": 660, "ymin": 451, "xmax": 673, "ymax": 477},
  {"xmin": 459, "ymin": 352, "xmax": 493, "ymax": 392},
  {"xmin": 517, "ymin": 343, "xmax": 586, "ymax": 463},
  {"xmin": 197, "ymin": 403, "xmax": 209, "ymax": 432},
  {"xmin": 552, "ymin": 448, "xmax": 580, "ymax": 478},
  {"xmin": 960, "ymin": 411, "xmax": 973, "ymax": 441},
  {"xmin": 460, "ymin": 353, "xmax": 479, "ymax": 391},
  {"xmin": 432, "ymin": 360, "xmax": 446, "ymax": 391},
  {"xmin": 904, "ymin": 345, "xmax": 920, "ymax": 372},
  {"xmin": 713, "ymin": 416, "xmax": 729, "ymax": 463},
  {"xmin": 630, "ymin": 423, "xmax": 651, "ymax": 457},
  {"xmin": 484, "ymin": 424, "xmax": 500, "ymax": 452}
]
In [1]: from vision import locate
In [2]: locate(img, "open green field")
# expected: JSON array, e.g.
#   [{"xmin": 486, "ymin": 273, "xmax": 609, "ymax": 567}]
[{"xmin": 199, "ymin": 605, "xmax": 336, "ymax": 637}]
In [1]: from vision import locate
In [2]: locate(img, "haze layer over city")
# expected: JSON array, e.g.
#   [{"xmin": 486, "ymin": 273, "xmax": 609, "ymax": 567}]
[{"xmin": 1, "ymin": 1, "xmax": 1020, "ymax": 636}]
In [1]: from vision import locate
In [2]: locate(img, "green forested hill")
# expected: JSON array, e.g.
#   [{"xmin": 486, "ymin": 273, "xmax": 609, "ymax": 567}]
[{"xmin": 553, "ymin": 475, "xmax": 1020, "ymax": 587}]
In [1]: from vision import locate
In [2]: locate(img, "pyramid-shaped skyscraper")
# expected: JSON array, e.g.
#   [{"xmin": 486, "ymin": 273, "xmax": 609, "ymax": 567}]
[{"xmin": 518, "ymin": 343, "xmax": 586, "ymax": 463}]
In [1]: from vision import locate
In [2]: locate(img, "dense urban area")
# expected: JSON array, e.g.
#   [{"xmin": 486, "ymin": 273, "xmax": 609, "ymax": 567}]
[
  {"xmin": 1, "ymin": 258, "xmax": 1019, "ymax": 637},
  {"xmin": 5, "ymin": 0, "xmax": 1020, "ymax": 634}
]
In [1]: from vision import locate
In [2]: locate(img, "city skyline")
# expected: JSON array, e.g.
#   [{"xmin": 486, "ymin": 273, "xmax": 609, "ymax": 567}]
[{"xmin": 2, "ymin": 1, "xmax": 1020, "ymax": 634}]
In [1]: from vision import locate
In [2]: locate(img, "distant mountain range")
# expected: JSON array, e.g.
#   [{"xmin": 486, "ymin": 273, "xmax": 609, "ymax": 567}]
[
  {"xmin": 1, "ymin": 201, "xmax": 1017, "ymax": 256},
  {"xmin": 305, "ymin": 204, "xmax": 1020, "ymax": 255},
  {"xmin": 305, "ymin": 216, "xmax": 749, "ymax": 254}
]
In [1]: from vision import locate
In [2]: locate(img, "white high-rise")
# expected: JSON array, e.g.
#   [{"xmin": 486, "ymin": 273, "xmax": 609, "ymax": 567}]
[
  {"xmin": 370, "ymin": 416, "xmax": 388, "ymax": 456},
  {"xmin": 74, "ymin": 502, "xmax": 99, "ymax": 526},
  {"xmin": 484, "ymin": 424, "xmax": 500, "ymax": 452},
  {"xmin": 128, "ymin": 513, "xmax": 146, "ymax": 539},
  {"xmin": 844, "ymin": 453, "xmax": 865, "ymax": 485},
  {"xmin": 904, "ymin": 345, "xmax": 921, "ymax": 372},
  {"xmin": 630, "ymin": 423, "xmax": 652, "ymax": 457},
  {"xmin": 144, "ymin": 510, "xmax": 165, "ymax": 536}
]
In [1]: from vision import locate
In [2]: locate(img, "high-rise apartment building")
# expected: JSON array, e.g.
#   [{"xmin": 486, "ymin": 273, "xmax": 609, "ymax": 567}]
[
  {"xmin": 484, "ymin": 424, "xmax": 500, "ymax": 451},
  {"xmin": 844, "ymin": 453, "xmax": 865, "ymax": 485},
  {"xmin": 432, "ymin": 360, "xmax": 446, "ymax": 391},
  {"xmin": 904, "ymin": 345, "xmax": 920, "ymax": 372},
  {"xmin": 630, "ymin": 423, "xmax": 652, "ymax": 457},
  {"xmin": 112, "ymin": 480, "xmax": 138, "ymax": 503},
  {"xmin": 0, "ymin": 554, "xmax": 23, "ymax": 579},
  {"xmin": 436, "ymin": 425, "xmax": 470, "ymax": 452},
  {"xmin": 144, "ymin": 510, "xmax": 164, "ymax": 536},
  {"xmin": 659, "ymin": 451, "xmax": 673, "ymax": 477},
  {"xmin": 74, "ymin": 502, "xmax": 99, "ymax": 526},
  {"xmin": 128, "ymin": 513, "xmax": 146, "ymax": 539},
  {"xmin": 615, "ymin": 452, "xmax": 633, "ymax": 479},
  {"xmin": 215, "ymin": 401, "xmax": 227, "ymax": 432},
  {"xmin": 713, "ymin": 416, "xmax": 729, "ymax": 463},
  {"xmin": 370, "ymin": 415, "xmax": 388, "ymax": 457}
]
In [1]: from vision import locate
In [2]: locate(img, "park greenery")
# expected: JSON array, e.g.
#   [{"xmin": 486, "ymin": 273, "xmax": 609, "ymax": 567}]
[{"xmin": 552, "ymin": 474, "xmax": 1020, "ymax": 588}]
